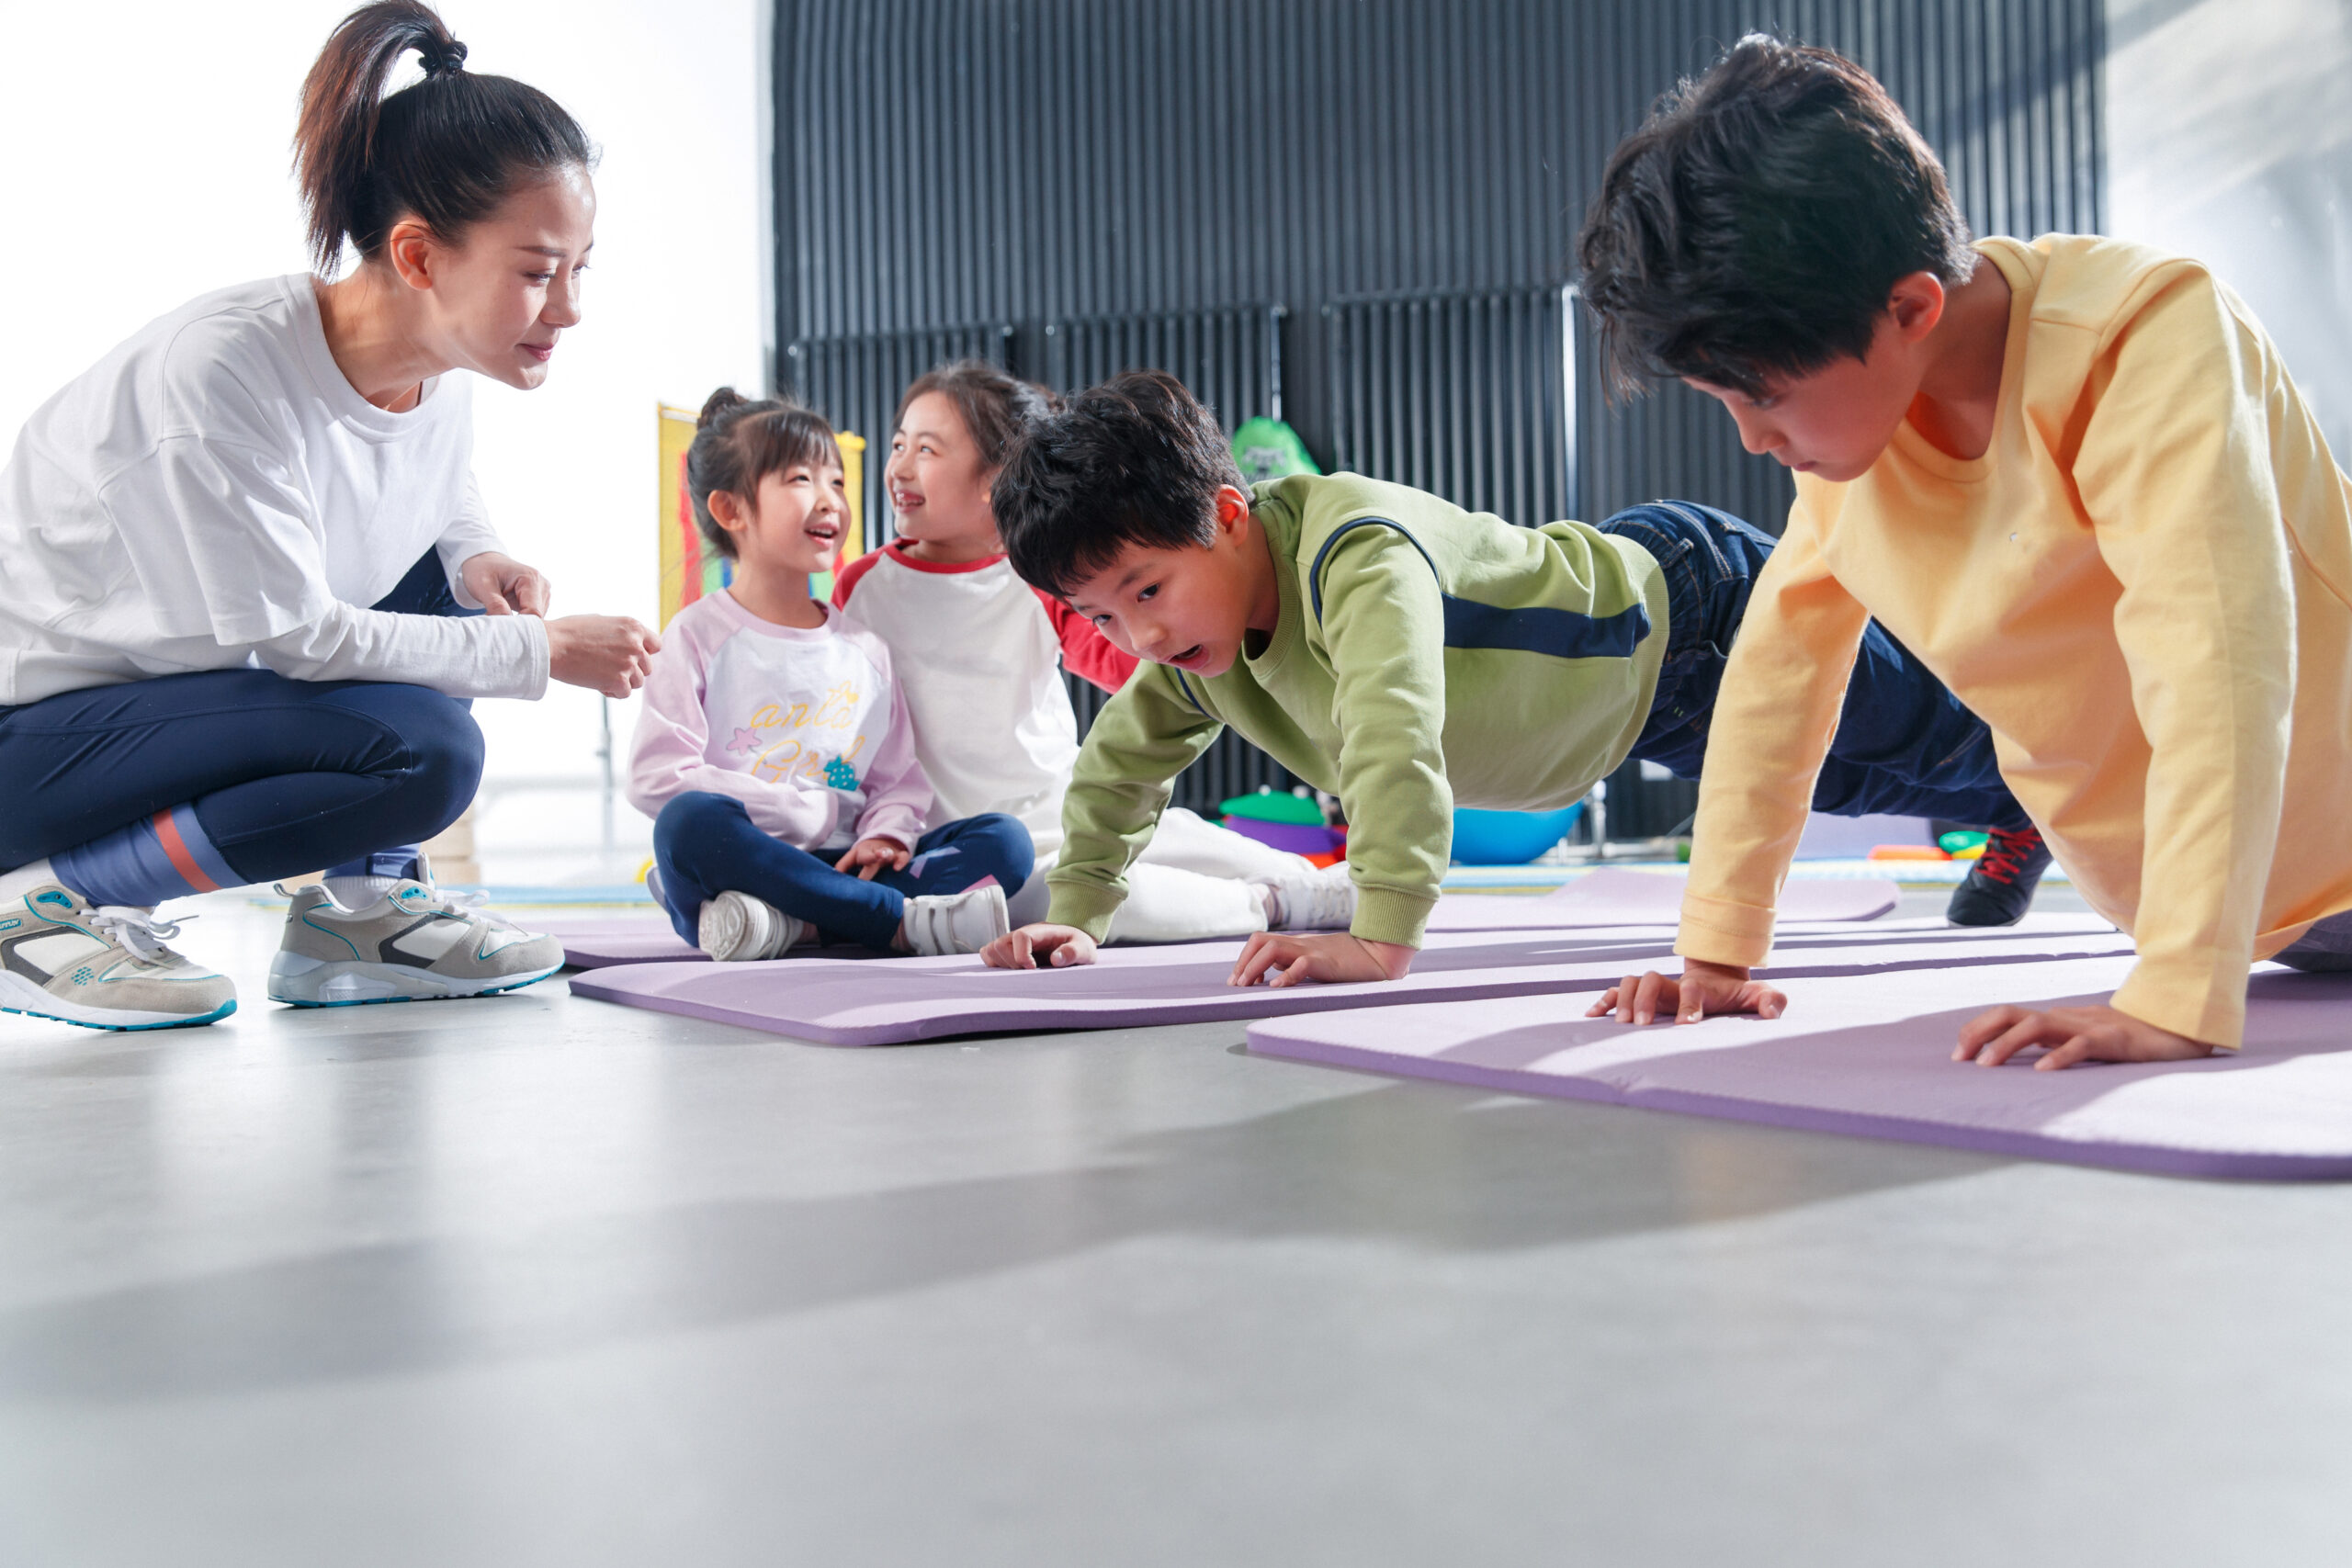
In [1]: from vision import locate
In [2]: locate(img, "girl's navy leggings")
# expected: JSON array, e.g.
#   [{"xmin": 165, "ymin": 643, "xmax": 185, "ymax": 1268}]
[{"xmin": 652, "ymin": 792, "xmax": 1034, "ymax": 954}]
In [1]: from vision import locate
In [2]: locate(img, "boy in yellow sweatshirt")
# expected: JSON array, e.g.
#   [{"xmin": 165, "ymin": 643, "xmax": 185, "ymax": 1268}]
[{"xmin": 1575, "ymin": 36, "xmax": 2352, "ymax": 1069}]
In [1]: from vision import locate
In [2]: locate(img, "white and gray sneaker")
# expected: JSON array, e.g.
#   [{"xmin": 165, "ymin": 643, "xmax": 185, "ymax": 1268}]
[
  {"xmin": 1259, "ymin": 863, "xmax": 1359, "ymax": 931},
  {"xmin": 0, "ymin": 885, "xmax": 236, "ymax": 1031},
  {"xmin": 900, "ymin": 882, "xmax": 1012, "ymax": 957},
  {"xmin": 697, "ymin": 891, "xmax": 808, "ymax": 962},
  {"xmin": 269, "ymin": 878, "xmax": 564, "ymax": 1007}
]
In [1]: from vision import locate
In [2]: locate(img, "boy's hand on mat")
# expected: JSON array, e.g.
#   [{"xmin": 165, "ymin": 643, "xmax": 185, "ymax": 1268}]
[
  {"xmin": 460, "ymin": 550, "xmax": 553, "ymax": 615},
  {"xmin": 548, "ymin": 615, "xmax": 662, "ymax": 697},
  {"xmin": 983, "ymin": 924, "xmax": 1098, "ymax": 970},
  {"xmin": 1227, "ymin": 932, "xmax": 1414, "ymax": 988},
  {"xmin": 1953, "ymin": 1002, "xmax": 2214, "ymax": 1071},
  {"xmin": 1588, "ymin": 960, "xmax": 1785, "ymax": 1025},
  {"xmin": 834, "ymin": 838, "xmax": 911, "ymax": 880}
]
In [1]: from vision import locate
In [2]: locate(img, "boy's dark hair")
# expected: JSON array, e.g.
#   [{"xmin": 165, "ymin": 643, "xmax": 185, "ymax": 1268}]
[
  {"xmin": 1576, "ymin": 34, "xmax": 1977, "ymax": 400},
  {"xmin": 994, "ymin": 370, "xmax": 1244, "ymax": 598},
  {"xmin": 896, "ymin": 359, "xmax": 1058, "ymax": 471},
  {"xmin": 295, "ymin": 3, "xmax": 597, "ymax": 275},
  {"xmin": 687, "ymin": 388, "xmax": 841, "ymax": 560}
]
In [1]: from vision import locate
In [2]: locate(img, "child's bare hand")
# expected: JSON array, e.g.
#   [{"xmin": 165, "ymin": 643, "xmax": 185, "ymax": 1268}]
[
  {"xmin": 833, "ymin": 838, "xmax": 911, "ymax": 880},
  {"xmin": 547, "ymin": 615, "xmax": 661, "ymax": 697},
  {"xmin": 1228, "ymin": 932, "xmax": 1415, "ymax": 988},
  {"xmin": 1954, "ymin": 1002, "xmax": 2214, "ymax": 1071},
  {"xmin": 1587, "ymin": 958, "xmax": 1786, "ymax": 1024},
  {"xmin": 982, "ymin": 923, "xmax": 1098, "ymax": 970}
]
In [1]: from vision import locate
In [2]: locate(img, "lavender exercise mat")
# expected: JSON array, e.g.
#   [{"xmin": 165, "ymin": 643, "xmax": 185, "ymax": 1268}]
[
  {"xmin": 568, "ymin": 915, "xmax": 2130, "ymax": 1046},
  {"xmin": 544, "ymin": 867, "xmax": 1897, "ymax": 967},
  {"xmin": 537, "ymin": 919, "xmax": 699, "ymax": 967},
  {"xmin": 1248, "ymin": 955, "xmax": 2352, "ymax": 1179},
  {"xmin": 1422, "ymin": 866, "xmax": 1896, "ymax": 931}
]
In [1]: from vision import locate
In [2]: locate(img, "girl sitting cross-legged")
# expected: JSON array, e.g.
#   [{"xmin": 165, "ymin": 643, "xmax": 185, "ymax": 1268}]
[{"xmin": 628, "ymin": 389, "xmax": 1032, "ymax": 961}]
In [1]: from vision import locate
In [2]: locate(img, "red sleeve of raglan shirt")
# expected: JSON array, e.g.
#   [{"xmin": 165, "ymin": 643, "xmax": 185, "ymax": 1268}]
[
  {"xmin": 1036, "ymin": 588, "xmax": 1138, "ymax": 692},
  {"xmin": 831, "ymin": 547, "xmax": 886, "ymax": 610}
]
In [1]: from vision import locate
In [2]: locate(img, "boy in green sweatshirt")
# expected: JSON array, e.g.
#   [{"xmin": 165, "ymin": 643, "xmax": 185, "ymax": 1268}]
[{"xmin": 979, "ymin": 370, "xmax": 2042, "ymax": 987}]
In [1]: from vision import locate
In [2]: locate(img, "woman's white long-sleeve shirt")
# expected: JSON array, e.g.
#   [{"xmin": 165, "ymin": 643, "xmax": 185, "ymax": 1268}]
[{"xmin": 0, "ymin": 274, "xmax": 547, "ymax": 706}]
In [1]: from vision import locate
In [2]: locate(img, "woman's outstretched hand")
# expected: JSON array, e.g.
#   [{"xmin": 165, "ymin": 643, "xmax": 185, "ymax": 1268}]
[
  {"xmin": 460, "ymin": 550, "xmax": 553, "ymax": 615},
  {"xmin": 548, "ymin": 615, "xmax": 661, "ymax": 697},
  {"xmin": 1587, "ymin": 958, "xmax": 1787, "ymax": 1024}
]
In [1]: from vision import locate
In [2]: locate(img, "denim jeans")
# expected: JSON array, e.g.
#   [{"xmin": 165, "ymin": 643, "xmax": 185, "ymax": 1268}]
[
  {"xmin": 652, "ymin": 791, "xmax": 1035, "ymax": 953},
  {"xmin": 0, "ymin": 550, "xmax": 484, "ymax": 885},
  {"xmin": 1596, "ymin": 502, "xmax": 2031, "ymax": 831},
  {"xmin": 2275, "ymin": 909, "xmax": 2352, "ymax": 972}
]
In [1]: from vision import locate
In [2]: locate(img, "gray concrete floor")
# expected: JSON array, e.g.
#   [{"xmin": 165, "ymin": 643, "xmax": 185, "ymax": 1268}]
[{"xmin": 3, "ymin": 886, "xmax": 2348, "ymax": 1567}]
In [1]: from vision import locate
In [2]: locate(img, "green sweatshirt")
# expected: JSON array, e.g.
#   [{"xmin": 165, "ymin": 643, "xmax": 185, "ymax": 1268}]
[{"xmin": 1046, "ymin": 473, "xmax": 1670, "ymax": 948}]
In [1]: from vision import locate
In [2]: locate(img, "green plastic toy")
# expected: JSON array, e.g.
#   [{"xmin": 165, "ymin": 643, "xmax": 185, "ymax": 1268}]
[
  {"xmin": 1219, "ymin": 788, "xmax": 1324, "ymax": 826},
  {"xmin": 1231, "ymin": 417, "xmax": 1321, "ymax": 485}
]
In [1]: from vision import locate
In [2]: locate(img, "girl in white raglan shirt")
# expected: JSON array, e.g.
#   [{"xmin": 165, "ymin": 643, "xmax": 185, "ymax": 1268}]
[
  {"xmin": 832, "ymin": 362, "xmax": 1354, "ymax": 942},
  {"xmin": 0, "ymin": 3, "xmax": 658, "ymax": 1032},
  {"xmin": 629, "ymin": 391, "xmax": 1030, "ymax": 962}
]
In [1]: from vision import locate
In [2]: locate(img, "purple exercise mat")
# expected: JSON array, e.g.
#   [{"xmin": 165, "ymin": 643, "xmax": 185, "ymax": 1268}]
[
  {"xmin": 1247, "ymin": 954, "xmax": 2352, "ymax": 1180},
  {"xmin": 544, "ymin": 868, "xmax": 1897, "ymax": 967},
  {"xmin": 1422, "ymin": 866, "xmax": 1896, "ymax": 931},
  {"xmin": 535, "ymin": 919, "xmax": 882, "ymax": 968},
  {"xmin": 568, "ymin": 915, "xmax": 2130, "ymax": 1046}
]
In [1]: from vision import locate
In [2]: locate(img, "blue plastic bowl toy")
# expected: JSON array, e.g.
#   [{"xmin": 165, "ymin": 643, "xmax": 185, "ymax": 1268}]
[{"xmin": 1449, "ymin": 804, "xmax": 1586, "ymax": 865}]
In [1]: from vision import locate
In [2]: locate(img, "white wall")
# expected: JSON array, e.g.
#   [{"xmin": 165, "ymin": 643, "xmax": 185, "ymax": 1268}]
[
  {"xmin": 2106, "ymin": 0, "xmax": 2352, "ymax": 458},
  {"xmin": 0, "ymin": 0, "xmax": 770, "ymax": 877}
]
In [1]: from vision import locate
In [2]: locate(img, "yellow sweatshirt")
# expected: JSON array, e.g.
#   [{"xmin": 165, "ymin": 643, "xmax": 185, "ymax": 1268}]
[{"xmin": 1677, "ymin": 233, "xmax": 2352, "ymax": 1049}]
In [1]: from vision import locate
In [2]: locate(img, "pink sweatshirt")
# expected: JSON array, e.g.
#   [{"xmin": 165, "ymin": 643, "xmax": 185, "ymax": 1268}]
[{"xmin": 626, "ymin": 590, "xmax": 932, "ymax": 853}]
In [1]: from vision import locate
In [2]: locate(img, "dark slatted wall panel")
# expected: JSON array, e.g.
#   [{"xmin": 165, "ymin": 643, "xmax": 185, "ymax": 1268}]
[
  {"xmin": 1045, "ymin": 305, "xmax": 1286, "ymax": 427},
  {"xmin": 1326, "ymin": 285, "xmax": 1575, "ymax": 527},
  {"xmin": 781, "ymin": 322, "xmax": 1014, "ymax": 547},
  {"xmin": 773, "ymin": 0, "xmax": 2104, "ymax": 829}
]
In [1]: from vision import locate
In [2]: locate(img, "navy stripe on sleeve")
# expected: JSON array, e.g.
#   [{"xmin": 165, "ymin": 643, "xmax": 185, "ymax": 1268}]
[{"xmin": 1307, "ymin": 517, "xmax": 1651, "ymax": 660}]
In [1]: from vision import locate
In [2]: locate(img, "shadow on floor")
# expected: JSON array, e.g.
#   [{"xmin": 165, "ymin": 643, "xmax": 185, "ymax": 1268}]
[{"xmin": 0, "ymin": 1073, "xmax": 2001, "ymax": 1404}]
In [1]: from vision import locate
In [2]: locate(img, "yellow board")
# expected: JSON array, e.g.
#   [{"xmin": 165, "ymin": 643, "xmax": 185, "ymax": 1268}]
[
  {"xmin": 655, "ymin": 403, "xmax": 700, "ymax": 629},
  {"xmin": 657, "ymin": 405, "xmax": 867, "ymax": 628},
  {"xmin": 827, "ymin": 431, "xmax": 866, "ymax": 602}
]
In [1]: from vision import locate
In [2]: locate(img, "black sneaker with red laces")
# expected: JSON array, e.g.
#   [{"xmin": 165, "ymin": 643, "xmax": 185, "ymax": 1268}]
[{"xmin": 1944, "ymin": 825, "xmax": 2053, "ymax": 927}]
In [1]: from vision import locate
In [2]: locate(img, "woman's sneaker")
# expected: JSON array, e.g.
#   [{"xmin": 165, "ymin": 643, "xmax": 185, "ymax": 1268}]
[
  {"xmin": 269, "ymin": 879, "xmax": 564, "ymax": 1006},
  {"xmin": 0, "ymin": 886, "xmax": 236, "ymax": 1031},
  {"xmin": 1945, "ymin": 826, "xmax": 2054, "ymax": 927},
  {"xmin": 697, "ymin": 891, "xmax": 807, "ymax": 961},
  {"xmin": 901, "ymin": 883, "xmax": 1011, "ymax": 956}
]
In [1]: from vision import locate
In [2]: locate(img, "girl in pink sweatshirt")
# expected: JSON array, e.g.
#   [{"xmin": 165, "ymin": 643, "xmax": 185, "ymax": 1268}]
[{"xmin": 628, "ymin": 389, "xmax": 1030, "ymax": 960}]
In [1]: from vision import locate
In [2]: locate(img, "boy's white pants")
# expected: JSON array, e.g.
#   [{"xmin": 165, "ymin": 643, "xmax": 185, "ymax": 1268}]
[{"xmin": 1005, "ymin": 807, "xmax": 1314, "ymax": 942}]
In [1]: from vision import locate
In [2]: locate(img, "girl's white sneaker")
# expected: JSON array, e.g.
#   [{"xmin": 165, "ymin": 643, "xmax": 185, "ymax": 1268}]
[
  {"xmin": 1258, "ymin": 863, "xmax": 1359, "ymax": 931},
  {"xmin": 900, "ymin": 883, "xmax": 1011, "ymax": 956},
  {"xmin": 697, "ymin": 891, "xmax": 806, "ymax": 962}
]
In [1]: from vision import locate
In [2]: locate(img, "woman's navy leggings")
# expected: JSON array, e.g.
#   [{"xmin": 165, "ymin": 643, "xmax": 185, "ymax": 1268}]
[{"xmin": 0, "ymin": 552, "xmax": 485, "ymax": 897}]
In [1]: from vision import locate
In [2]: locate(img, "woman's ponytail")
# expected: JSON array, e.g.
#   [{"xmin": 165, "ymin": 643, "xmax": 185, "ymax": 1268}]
[{"xmin": 293, "ymin": 1, "xmax": 594, "ymax": 275}]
